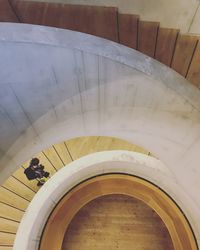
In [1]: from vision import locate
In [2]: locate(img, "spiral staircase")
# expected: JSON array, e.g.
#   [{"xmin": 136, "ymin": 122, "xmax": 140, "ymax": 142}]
[{"xmin": 0, "ymin": 1, "xmax": 200, "ymax": 249}]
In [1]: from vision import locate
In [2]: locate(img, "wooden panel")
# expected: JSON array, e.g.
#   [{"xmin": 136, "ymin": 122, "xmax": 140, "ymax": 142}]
[
  {"xmin": 118, "ymin": 14, "xmax": 139, "ymax": 49},
  {"xmin": 42, "ymin": 146, "xmax": 64, "ymax": 170},
  {"xmin": 187, "ymin": 40, "xmax": 200, "ymax": 87},
  {"xmin": 62, "ymin": 195, "xmax": 173, "ymax": 250},
  {"xmin": 0, "ymin": 0, "xmax": 18, "ymax": 22},
  {"xmin": 53, "ymin": 142, "xmax": 72, "ymax": 165},
  {"xmin": 35, "ymin": 151, "xmax": 57, "ymax": 176},
  {"xmin": 0, "ymin": 247, "xmax": 12, "ymax": 250},
  {"xmin": 0, "ymin": 232, "xmax": 15, "ymax": 245},
  {"xmin": 66, "ymin": 137, "xmax": 101, "ymax": 160},
  {"xmin": 155, "ymin": 28, "xmax": 179, "ymax": 66},
  {"xmin": 2, "ymin": 176, "xmax": 35, "ymax": 201},
  {"xmin": 0, "ymin": 187, "xmax": 29, "ymax": 211},
  {"xmin": 0, "ymin": 203, "xmax": 23, "ymax": 221},
  {"xmin": 11, "ymin": 0, "xmax": 46, "ymax": 24},
  {"xmin": 171, "ymin": 34, "xmax": 198, "ymax": 76},
  {"xmin": 12, "ymin": 166, "xmax": 39, "ymax": 193},
  {"xmin": 0, "ymin": 217, "xmax": 18, "ymax": 233},
  {"xmin": 99, "ymin": 137, "xmax": 150, "ymax": 154},
  {"xmin": 138, "ymin": 21, "xmax": 159, "ymax": 57},
  {"xmin": 66, "ymin": 136, "xmax": 150, "ymax": 160},
  {"xmin": 13, "ymin": 1, "xmax": 118, "ymax": 41}
]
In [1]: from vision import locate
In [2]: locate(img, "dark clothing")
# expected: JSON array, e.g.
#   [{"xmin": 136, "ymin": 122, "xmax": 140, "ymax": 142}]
[
  {"xmin": 24, "ymin": 167, "xmax": 38, "ymax": 180},
  {"xmin": 24, "ymin": 164, "xmax": 49, "ymax": 180}
]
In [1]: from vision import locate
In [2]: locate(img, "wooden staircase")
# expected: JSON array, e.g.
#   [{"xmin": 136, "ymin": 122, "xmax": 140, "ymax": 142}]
[
  {"xmin": 1, "ymin": 1, "xmax": 200, "ymax": 87},
  {"xmin": 0, "ymin": 136, "xmax": 151, "ymax": 248},
  {"xmin": 0, "ymin": 1, "xmax": 200, "ymax": 248}
]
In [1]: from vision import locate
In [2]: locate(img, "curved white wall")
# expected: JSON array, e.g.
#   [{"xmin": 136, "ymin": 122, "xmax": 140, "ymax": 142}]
[{"xmin": 0, "ymin": 23, "xmax": 200, "ymax": 244}]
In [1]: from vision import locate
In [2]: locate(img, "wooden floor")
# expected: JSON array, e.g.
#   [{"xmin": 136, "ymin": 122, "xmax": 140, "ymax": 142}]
[
  {"xmin": 62, "ymin": 194, "xmax": 174, "ymax": 250},
  {"xmin": 0, "ymin": 136, "xmax": 150, "ymax": 248}
]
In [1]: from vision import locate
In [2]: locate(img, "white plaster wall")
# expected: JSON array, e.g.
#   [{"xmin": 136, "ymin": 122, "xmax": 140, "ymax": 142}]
[
  {"xmin": 29, "ymin": 0, "xmax": 200, "ymax": 33},
  {"xmin": 0, "ymin": 24, "xmax": 200, "ymax": 244},
  {"xmin": 189, "ymin": 4, "xmax": 200, "ymax": 34},
  {"xmin": 13, "ymin": 151, "xmax": 198, "ymax": 250}
]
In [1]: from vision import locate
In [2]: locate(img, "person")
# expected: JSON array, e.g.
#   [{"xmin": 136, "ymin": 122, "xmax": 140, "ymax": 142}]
[{"xmin": 24, "ymin": 157, "xmax": 50, "ymax": 186}]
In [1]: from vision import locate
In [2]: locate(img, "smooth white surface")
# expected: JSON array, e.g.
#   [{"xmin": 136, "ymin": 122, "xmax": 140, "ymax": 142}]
[
  {"xmin": 190, "ymin": 4, "xmax": 200, "ymax": 34},
  {"xmin": 0, "ymin": 24, "xmax": 200, "ymax": 245},
  {"xmin": 13, "ymin": 151, "xmax": 198, "ymax": 250}
]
